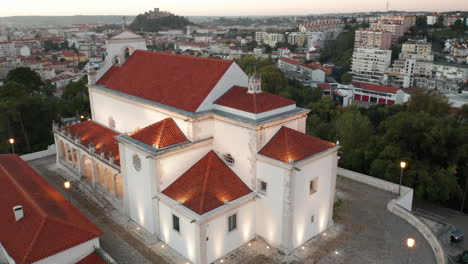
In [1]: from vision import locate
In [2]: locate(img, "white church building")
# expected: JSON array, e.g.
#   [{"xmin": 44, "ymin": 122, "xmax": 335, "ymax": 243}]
[{"xmin": 53, "ymin": 31, "xmax": 339, "ymax": 264}]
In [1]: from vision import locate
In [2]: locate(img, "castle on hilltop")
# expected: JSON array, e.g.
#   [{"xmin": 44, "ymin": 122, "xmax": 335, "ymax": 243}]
[{"xmin": 144, "ymin": 8, "xmax": 172, "ymax": 19}]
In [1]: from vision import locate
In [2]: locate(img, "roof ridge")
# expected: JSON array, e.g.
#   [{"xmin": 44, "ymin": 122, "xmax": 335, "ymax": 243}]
[
  {"xmin": 0, "ymin": 159, "xmax": 48, "ymax": 217},
  {"xmin": 283, "ymin": 128, "xmax": 292, "ymax": 162},
  {"xmin": 154, "ymin": 118, "xmax": 167, "ymax": 148},
  {"xmin": 22, "ymin": 217, "xmax": 47, "ymax": 263},
  {"xmin": 198, "ymin": 152, "xmax": 214, "ymax": 212}
]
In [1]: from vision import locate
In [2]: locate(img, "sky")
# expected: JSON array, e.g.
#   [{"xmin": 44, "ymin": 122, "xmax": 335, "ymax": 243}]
[{"xmin": 1, "ymin": 0, "xmax": 467, "ymax": 17}]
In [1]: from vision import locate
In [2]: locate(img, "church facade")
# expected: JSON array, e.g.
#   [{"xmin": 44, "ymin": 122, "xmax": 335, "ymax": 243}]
[{"xmin": 53, "ymin": 31, "xmax": 339, "ymax": 264}]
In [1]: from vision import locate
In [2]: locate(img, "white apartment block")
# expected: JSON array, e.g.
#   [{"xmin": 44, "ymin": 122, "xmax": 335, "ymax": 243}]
[
  {"xmin": 287, "ymin": 32, "xmax": 307, "ymax": 46},
  {"xmin": 384, "ymin": 40, "xmax": 434, "ymax": 88},
  {"xmin": 0, "ymin": 42, "xmax": 16, "ymax": 57},
  {"xmin": 298, "ymin": 20, "xmax": 345, "ymax": 33},
  {"xmin": 351, "ymin": 48, "xmax": 392, "ymax": 84},
  {"xmin": 429, "ymin": 62, "xmax": 468, "ymax": 91},
  {"xmin": 354, "ymin": 29, "xmax": 392, "ymax": 50},
  {"xmin": 255, "ymin": 32, "xmax": 285, "ymax": 47}
]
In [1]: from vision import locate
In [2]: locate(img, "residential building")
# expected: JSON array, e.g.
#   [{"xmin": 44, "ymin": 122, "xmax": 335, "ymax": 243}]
[
  {"xmin": 444, "ymin": 15, "xmax": 462, "ymax": 26},
  {"xmin": 384, "ymin": 40, "xmax": 434, "ymax": 88},
  {"xmin": 278, "ymin": 58, "xmax": 327, "ymax": 84},
  {"xmin": 351, "ymin": 48, "xmax": 392, "ymax": 84},
  {"xmin": 287, "ymin": 32, "xmax": 307, "ymax": 46},
  {"xmin": 0, "ymin": 154, "xmax": 106, "ymax": 264},
  {"xmin": 0, "ymin": 42, "xmax": 16, "ymax": 57},
  {"xmin": 54, "ymin": 31, "xmax": 339, "ymax": 264},
  {"xmin": 299, "ymin": 20, "xmax": 345, "ymax": 33},
  {"xmin": 429, "ymin": 62, "xmax": 468, "ymax": 91},
  {"xmin": 255, "ymin": 32, "xmax": 285, "ymax": 47},
  {"xmin": 450, "ymin": 44, "xmax": 468, "ymax": 63},
  {"xmin": 369, "ymin": 22, "xmax": 405, "ymax": 44},
  {"xmin": 426, "ymin": 14, "xmax": 441, "ymax": 25},
  {"xmin": 354, "ymin": 29, "xmax": 392, "ymax": 50}
]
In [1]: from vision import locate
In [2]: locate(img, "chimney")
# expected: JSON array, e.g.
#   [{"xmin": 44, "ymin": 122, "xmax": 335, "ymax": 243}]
[
  {"xmin": 13, "ymin": 205, "xmax": 24, "ymax": 222},
  {"xmin": 87, "ymin": 66, "xmax": 97, "ymax": 85}
]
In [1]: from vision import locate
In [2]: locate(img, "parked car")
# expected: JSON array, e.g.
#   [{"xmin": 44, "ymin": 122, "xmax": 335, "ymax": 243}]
[
  {"xmin": 458, "ymin": 251, "xmax": 468, "ymax": 264},
  {"xmin": 451, "ymin": 225, "xmax": 464, "ymax": 242}
]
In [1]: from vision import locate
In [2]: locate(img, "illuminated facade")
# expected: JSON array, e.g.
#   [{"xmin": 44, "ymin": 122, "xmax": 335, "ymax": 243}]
[{"xmin": 54, "ymin": 31, "xmax": 339, "ymax": 264}]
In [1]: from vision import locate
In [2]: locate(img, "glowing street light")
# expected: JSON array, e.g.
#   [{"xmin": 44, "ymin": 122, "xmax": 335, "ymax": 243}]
[
  {"xmin": 64, "ymin": 181, "xmax": 71, "ymax": 189},
  {"xmin": 80, "ymin": 115, "xmax": 85, "ymax": 119},
  {"xmin": 399, "ymin": 161, "xmax": 408, "ymax": 195},
  {"xmin": 8, "ymin": 138, "xmax": 15, "ymax": 153},
  {"xmin": 406, "ymin": 238, "xmax": 415, "ymax": 248}
]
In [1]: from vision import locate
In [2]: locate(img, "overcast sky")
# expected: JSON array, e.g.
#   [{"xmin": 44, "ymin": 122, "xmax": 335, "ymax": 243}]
[{"xmin": 1, "ymin": 0, "xmax": 467, "ymax": 17}]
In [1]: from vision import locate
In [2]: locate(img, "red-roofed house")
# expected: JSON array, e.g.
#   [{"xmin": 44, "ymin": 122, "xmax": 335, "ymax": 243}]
[
  {"xmin": 351, "ymin": 81, "xmax": 407, "ymax": 105},
  {"xmin": 54, "ymin": 31, "xmax": 339, "ymax": 264},
  {"xmin": 0, "ymin": 154, "xmax": 105, "ymax": 264}
]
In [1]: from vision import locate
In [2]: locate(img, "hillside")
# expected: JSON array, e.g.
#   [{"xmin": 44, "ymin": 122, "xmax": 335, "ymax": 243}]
[
  {"xmin": 129, "ymin": 13, "xmax": 192, "ymax": 32},
  {"xmin": 0, "ymin": 16, "xmax": 135, "ymax": 26}
]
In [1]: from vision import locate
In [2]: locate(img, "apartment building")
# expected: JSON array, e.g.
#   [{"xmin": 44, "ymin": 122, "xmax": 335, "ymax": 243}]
[
  {"xmin": 255, "ymin": 32, "xmax": 285, "ymax": 47},
  {"xmin": 354, "ymin": 29, "xmax": 392, "ymax": 50},
  {"xmin": 429, "ymin": 62, "xmax": 468, "ymax": 91},
  {"xmin": 0, "ymin": 42, "xmax": 16, "ymax": 57},
  {"xmin": 384, "ymin": 40, "xmax": 434, "ymax": 88},
  {"xmin": 298, "ymin": 19, "xmax": 345, "ymax": 33},
  {"xmin": 351, "ymin": 48, "xmax": 392, "ymax": 84},
  {"xmin": 287, "ymin": 32, "xmax": 307, "ymax": 46}
]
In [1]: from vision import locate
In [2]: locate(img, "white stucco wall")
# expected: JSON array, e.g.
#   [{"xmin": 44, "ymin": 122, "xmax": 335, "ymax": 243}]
[
  {"xmin": 196, "ymin": 63, "xmax": 248, "ymax": 112},
  {"xmin": 159, "ymin": 202, "xmax": 198, "ymax": 263},
  {"xmin": 212, "ymin": 119, "xmax": 256, "ymax": 188},
  {"xmin": 255, "ymin": 161, "xmax": 287, "ymax": 248},
  {"xmin": 33, "ymin": 238, "xmax": 99, "ymax": 264},
  {"xmin": 292, "ymin": 153, "xmax": 336, "ymax": 248},
  {"xmin": 206, "ymin": 201, "xmax": 256, "ymax": 264},
  {"xmin": 157, "ymin": 144, "xmax": 212, "ymax": 191},
  {"xmin": 258, "ymin": 115, "xmax": 307, "ymax": 150},
  {"xmin": 89, "ymin": 88, "xmax": 189, "ymax": 136},
  {"xmin": 122, "ymin": 144, "xmax": 156, "ymax": 233}
]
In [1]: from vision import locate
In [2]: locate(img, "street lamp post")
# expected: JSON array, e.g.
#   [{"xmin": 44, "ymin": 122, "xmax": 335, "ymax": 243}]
[
  {"xmin": 461, "ymin": 163, "xmax": 468, "ymax": 213},
  {"xmin": 406, "ymin": 238, "xmax": 415, "ymax": 264},
  {"xmin": 8, "ymin": 138, "xmax": 15, "ymax": 154},
  {"xmin": 64, "ymin": 181, "xmax": 71, "ymax": 201},
  {"xmin": 399, "ymin": 161, "xmax": 407, "ymax": 195}
]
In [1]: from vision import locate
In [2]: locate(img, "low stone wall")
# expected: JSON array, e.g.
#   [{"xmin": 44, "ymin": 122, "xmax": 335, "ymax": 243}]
[
  {"xmin": 388, "ymin": 201, "xmax": 446, "ymax": 264},
  {"xmin": 20, "ymin": 144, "xmax": 56, "ymax": 161},
  {"xmin": 338, "ymin": 167, "xmax": 445, "ymax": 264}
]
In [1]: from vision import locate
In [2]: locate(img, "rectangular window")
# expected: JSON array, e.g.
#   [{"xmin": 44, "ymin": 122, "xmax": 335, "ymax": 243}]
[
  {"xmin": 310, "ymin": 178, "xmax": 318, "ymax": 195},
  {"xmin": 258, "ymin": 180, "xmax": 267, "ymax": 194},
  {"xmin": 172, "ymin": 214, "xmax": 180, "ymax": 232},
  {"xmin": 228, "ymin": 214, "xmax": 237, "ymax": 232}
]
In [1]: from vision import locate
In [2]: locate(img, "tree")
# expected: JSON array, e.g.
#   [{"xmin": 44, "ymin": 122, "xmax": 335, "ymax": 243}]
[
  {"xmin": 435, "ymin": 16, "xmax": 445, "ymax": 28},
  {"xmin": 6, "ymin": 67, "xmax": 43, "ymax": 95},
  {"xmin": 407, "ymin": 88, "xmax": 450, "ymax": 116},
  {"xmin": 340, "ymin": 72, "xmax": 352, "ymax": 83}
]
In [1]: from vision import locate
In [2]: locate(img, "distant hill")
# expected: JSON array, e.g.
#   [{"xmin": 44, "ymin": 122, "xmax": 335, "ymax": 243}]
[
  {"xmin": 128, "ymin": 12, "xmax": 192, "ymax": 32},
  {"xmin": 0, "ymin": 16, "xmax": 135, "ymax": 27}
]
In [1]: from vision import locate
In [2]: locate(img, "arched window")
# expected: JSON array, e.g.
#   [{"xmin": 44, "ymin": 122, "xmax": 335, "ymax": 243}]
[
  {"xmin": 223, "ymin": 153, "xmax": 235, "ymax": 166},
  {"xmin": 108, "ymin": 116, "xmax": 115, "ymax": 129},
  {"xmin": 133, "ymin": 154, "xmax": 141, "ymax": 171}
]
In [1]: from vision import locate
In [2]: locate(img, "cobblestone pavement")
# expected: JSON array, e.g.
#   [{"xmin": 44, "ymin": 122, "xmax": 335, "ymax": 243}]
[{"xmin": 28, "ymin": 156, "xmax": 170, "ymax": 264}]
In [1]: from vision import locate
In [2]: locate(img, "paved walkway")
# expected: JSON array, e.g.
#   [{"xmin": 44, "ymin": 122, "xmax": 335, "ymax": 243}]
[{"xmin": 28, "ymin": 156, "xmax": 169, "ymax": 264}]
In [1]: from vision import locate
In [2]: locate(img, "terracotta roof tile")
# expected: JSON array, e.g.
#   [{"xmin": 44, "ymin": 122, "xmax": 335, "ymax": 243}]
[
  {"xmin": 259, "ymin": 127, "xmax": 335, "ymax": 163},
  {"xmin": 162, "ymin": 151, "xmax": 252, "ymax": 215},
  {"xmin": 279, "ymin": 57, "xmax": 301, "ymax": 65},
  {"xmin": 76, "ymin": 252, "xmax": 107, "ymax": 264},
  {"xmin": 352, "ymin": 81, "xmax": 401, "ymax": 94},
  {"xmin": 0, "ymin": 155, "xmax": 103, "ymax": 264},
  {"xmin": 214, "ymin": 86, "xmax": 295, "ymax": 114},
  {"xmin": 62, "ymin": 121, "xmax": 120, "ymax": 166},
  {"xmin": 129, "ymin": 118, "xmax": 189, "ymax": 148},
  {"xmin": 97, "ymin": 50, "xmax": 234, "ymax": 112}
]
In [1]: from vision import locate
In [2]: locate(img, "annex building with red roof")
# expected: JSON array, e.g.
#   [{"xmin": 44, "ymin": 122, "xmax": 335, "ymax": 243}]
[
  {"xmin": 53, "ymin": 31, "xmax": 339, "ymax": 264},
  {"xmin": 0, "ymin": 154, "xmax": 106, "ymax": 264}
]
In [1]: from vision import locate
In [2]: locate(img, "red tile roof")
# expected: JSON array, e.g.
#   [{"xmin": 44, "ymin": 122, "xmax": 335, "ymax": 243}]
[
  {"xmin": 214, "ymin": 86, "xmax": 295, "ymax": 114},
  {"xmin": 317, "ymin": 83, "xmax": 331, "ymax": 90},
  {"xmin": 129, "ymin": 118, "xmax": 189, "ymax": 148},
  {"xmin": 97, "ymin": 50, "xmax": 234, "ymax": 112},
  {"xmin": 0, "ymin": 155, "xmax": 103, "ymax": 264},
  {"xmin": 62, "ymin": 121, "xmax": 120, "ymax": 166},
  {"xmin": 76, "ymin": 252, "xmax": 107, "ymax": 264},
  {"xmin": 162, "ymin": 151, "xmax": 252, "ymax": 215},
  {"xmin": 279, "ymin": 57, "xmax": 301, "ymax": 66},
  {"xmin": 259, "ymin": 127, "xmax": 336, "ymax": 163},
  {"xmin": 352, "ymin": 81, "xmax": 401, "ymax": 94}
]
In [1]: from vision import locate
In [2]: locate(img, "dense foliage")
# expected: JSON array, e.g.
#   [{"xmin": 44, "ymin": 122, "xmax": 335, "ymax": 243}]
[
  {"xmin": 129, "ymin": 14, "xmax": 192, "ymax": 32},
  {"xmin": 0, "ymin": 67, "xmax": 90, "ymax": 154}
]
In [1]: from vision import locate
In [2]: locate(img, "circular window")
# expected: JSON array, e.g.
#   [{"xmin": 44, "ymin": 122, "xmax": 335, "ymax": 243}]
[
  {"xmin": 132, "ymin": 154, "xmax": 141, "ymax": 171},
  {"xmin": 223, "ymin": 154, "xmax": 235, "ymax": 166}
]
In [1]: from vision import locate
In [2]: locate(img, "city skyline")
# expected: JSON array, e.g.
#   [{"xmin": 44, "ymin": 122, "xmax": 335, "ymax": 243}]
[{"xmin": 1, "ymin": 0, "xmax": 468, "ymax": 17}]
